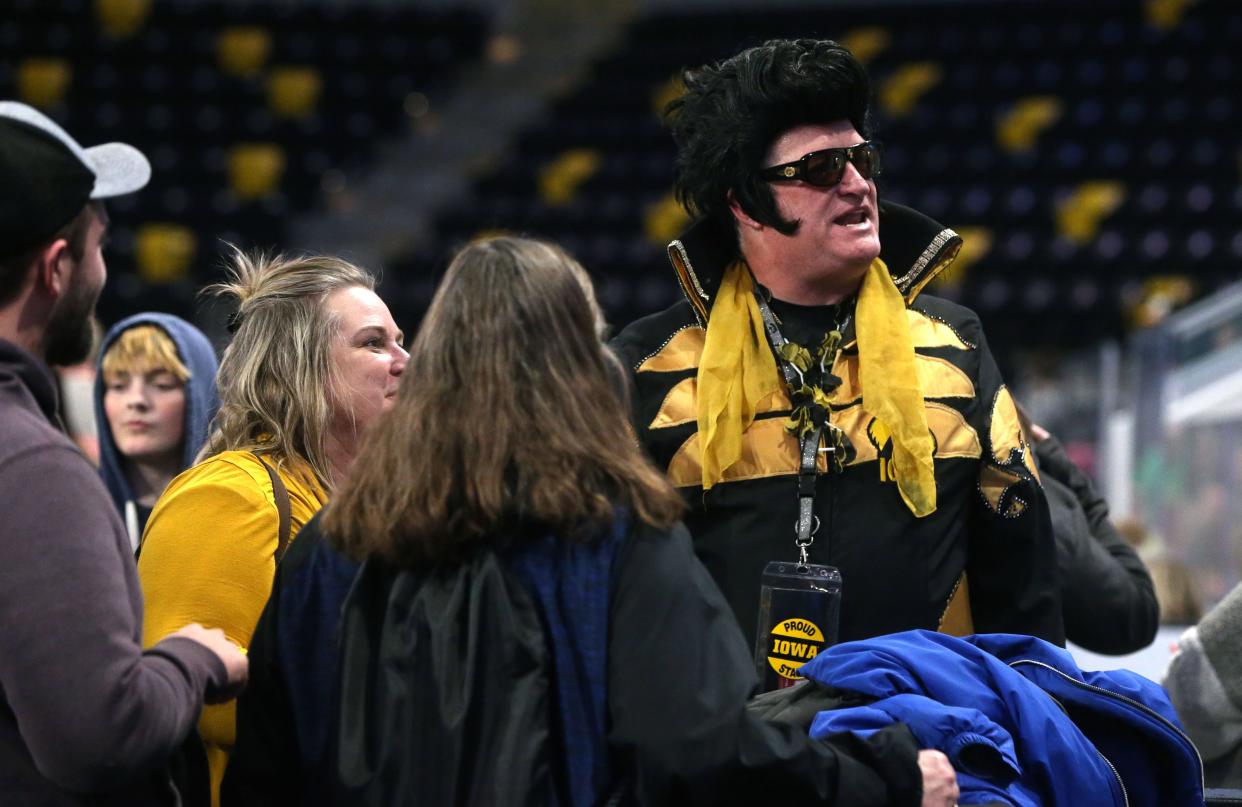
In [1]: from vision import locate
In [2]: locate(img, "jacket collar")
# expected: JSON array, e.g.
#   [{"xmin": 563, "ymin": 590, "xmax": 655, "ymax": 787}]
[{"xmin": 666, "ymin": 201, "xmax": 962, "ymax": 327}]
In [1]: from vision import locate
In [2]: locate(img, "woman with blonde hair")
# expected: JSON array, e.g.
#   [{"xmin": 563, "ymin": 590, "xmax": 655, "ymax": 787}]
[
  {"xmin": 229, "ymin": 236, "xmax": 937, "ymax": 806},
  {"xmin": 137, "ymin": 249, "xmax": 407, "ymax": 804},
  {"xmin": 94, "ymin": 313, "xmax": 218, "ymax": 551}
]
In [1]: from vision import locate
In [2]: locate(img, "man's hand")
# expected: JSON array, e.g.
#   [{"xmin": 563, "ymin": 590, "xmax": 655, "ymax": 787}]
[
  {"xmin": 170, "ymin": 623, "xmax": 249, "ymax": 704},
  {"xmin": 918, "ymin": 749, "xmax": 959, "ymax": 807}
]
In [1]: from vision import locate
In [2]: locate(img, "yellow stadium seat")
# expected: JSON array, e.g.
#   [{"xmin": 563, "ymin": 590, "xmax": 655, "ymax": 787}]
[
  {"xmin": 218, "ymin": 27, "xmax": 272, "ymax": 78},
  {"xmin": 267, "ymin": 67, "xmax": 322, "ymax": 119},
  {"xmin": 96, "ymin": 0, "xmax": 151, "ymax": 39},
  {"xmin": 470, "ymin": 228, "xmax": 514, "ymax": 243},
  {"xmin": 487, "ymin": 34, "xmax": 523, "ymax": 66},
  {"xmin": 651, "ymin": 74, "xmax": 685, "ymax": 117},
  {"xmin": 135, "ymin": 223, "xmax": 197, "ymax": 284},
  {"xmin": 1056, "ymin": 181, "xmax": 1126, "ymax": 245},
  {"xmin": 17, "ymin": 59, "xmax": 71, "ymax": 109},
  {"xmin": 228, "ymin": 144, "xmax": 286, "ymax": 200},
  {"xmin": 538, "ymin": 149, "xmax": 601, "ymax": 206},
  {"xmin": 1128, "ymin": 276, "xmax": 1195, "ymax": 328},
  {"xmin": 931, "ymin": 226, "xmax": 993, "ymax": 291},
  {"xmin": 1146, "ymin": 0, "xmax": 1194, "ymax": 31},
  {"xmin": 997, "ymin": 97, "xmax": 1063, "ymax": 153},
  {"xmin": 878, "ymin": 62, "xmax": 942, "ymax": 118},
  {"xmin": 643, "ymin": 192, "xmax": 691, "ymax": 246},
  {"xmin": 840, "ymin": 27, "xmax": 891, "ymax": 66}
]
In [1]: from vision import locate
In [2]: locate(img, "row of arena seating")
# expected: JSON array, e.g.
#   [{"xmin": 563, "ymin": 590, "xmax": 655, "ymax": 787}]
[
  {"xmin": 3, "ymin": 0, "xmax": 1238, "ymax": 358},
  {"xmin": 394, "ymin": 0, "xmax": 1240, "ymax": 355},
  {"xmin": 0, "ymin": 0, "xmax": 486, "ymax": 328}
]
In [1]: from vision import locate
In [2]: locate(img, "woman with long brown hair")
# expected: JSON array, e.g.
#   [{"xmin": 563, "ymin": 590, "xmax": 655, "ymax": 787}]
[{"xmin": 226, "ymin": 236, "xmax": 942, "ymax": 806}]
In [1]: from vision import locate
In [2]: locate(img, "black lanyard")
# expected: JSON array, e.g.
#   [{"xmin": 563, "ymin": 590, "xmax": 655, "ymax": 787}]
[{"xmin": 752, "ymin": 289, "xmax": 849, "ymax": 565}]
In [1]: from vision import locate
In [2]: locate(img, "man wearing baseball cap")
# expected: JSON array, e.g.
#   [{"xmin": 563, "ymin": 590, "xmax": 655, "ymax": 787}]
[{"xmin": 0, "ymin": 101, "xmax": 248, "ymax": 805}]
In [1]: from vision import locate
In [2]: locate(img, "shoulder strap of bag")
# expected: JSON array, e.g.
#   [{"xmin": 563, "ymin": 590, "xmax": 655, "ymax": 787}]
[{"xmin": 254, "ymin": 454, "xmax": 292, "ymax": 566}]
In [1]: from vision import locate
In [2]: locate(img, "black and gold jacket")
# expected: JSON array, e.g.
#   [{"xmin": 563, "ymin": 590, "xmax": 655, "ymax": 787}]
[{"xmin": 611, "ymin": 202, "xmax": 1065, "ymax": 649}]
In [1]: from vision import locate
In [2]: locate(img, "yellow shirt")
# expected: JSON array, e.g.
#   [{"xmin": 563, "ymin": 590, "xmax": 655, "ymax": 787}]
[{"xmin": 138, "ymin": 450, "xmax": 326, "ymax": 805}]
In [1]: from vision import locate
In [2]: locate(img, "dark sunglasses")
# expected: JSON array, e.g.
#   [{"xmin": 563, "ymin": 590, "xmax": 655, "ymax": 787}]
[{"xmin": 760, "ymin": 141, "xmax": 882, "ymax": 187}]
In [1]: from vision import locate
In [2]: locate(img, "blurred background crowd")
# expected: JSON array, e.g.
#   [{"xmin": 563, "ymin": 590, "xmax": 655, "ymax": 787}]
[{"xmin": 5, "ymin": 0, "xmax": 1240, "ymax": 622}]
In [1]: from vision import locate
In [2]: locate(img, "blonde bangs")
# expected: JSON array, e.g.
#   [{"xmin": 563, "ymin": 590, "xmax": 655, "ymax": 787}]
[{"xmin": 101, "ymin": 325, "xmax": 191, "ymax": 383}]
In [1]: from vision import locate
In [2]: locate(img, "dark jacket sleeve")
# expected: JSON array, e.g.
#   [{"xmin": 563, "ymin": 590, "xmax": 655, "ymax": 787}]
[
  {"xmin": 607, "ymin": 521, "xmax": 923, "ymax": 806},
  {"xmin": 223, "ymin": 513, "xmax": 358, "ymax": 807},
  {"xmin": 604, "ymin": 343, "xmax": 642, "ymax": 432},
  {"xmin": 220, "ymin": 547, "xmax": 302, "ymax": 807},
  {"xmin": 1037, "ymin": 436, "xmax": 1159, "ymax": 654},
  {"xmin": 0, "ymin": 446, "xmax": 225, "ymax": 793},
  {"xmin": 966, "ymin": 332, "xmax": 1065, "ymax": 645}
]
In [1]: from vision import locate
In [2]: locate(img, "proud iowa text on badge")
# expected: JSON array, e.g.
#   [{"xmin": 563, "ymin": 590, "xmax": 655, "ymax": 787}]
[{"xmin": 767, "ymin": 618, "xmax": 826, "ymax": 680}]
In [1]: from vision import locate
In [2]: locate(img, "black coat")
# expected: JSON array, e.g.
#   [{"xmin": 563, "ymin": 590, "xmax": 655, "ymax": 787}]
[
  {"xmin": 611, "ymin": 206, "xmax": 1064, "ymax": 648},
  {"xmin": 223, "ymin": 516, "xmax": 923, "ymax": 806},
  {"xmin": 1037, "ymin": 436, "xmax": 1159, "ymax": 654}
]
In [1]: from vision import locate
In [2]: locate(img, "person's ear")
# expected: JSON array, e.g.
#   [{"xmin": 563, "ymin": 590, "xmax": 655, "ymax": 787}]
[
  {"xmin": 34, "ymin": 237, "xmax": 73, "ymax": 300},
  {"xmin": 727, "ymin": 189, "xmax": 764, "ymax": 232}
]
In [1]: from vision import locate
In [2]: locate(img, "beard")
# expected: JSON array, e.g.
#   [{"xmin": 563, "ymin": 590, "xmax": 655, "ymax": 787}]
[{"xmin": 43, "ymin": 274, "xmax": 98, "ymax": 366}]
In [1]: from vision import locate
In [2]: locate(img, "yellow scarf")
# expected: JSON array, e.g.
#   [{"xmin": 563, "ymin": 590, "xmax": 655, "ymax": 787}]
[
  {"xmin": 857, "ymin": 258, "xmax": 937, "ymax": 517},
  {"xmin": 695, "ymin": 262, "xmax": 780, "ymax": 490},
  {"xmin": 696, "ymin": 258, "xmax": 936, "ymax": 517}
]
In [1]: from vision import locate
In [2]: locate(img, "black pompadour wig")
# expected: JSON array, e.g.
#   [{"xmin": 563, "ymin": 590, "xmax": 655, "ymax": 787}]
[{"xmin": 665, "ymin": 38, "xmax": 872, "ymax": 239}]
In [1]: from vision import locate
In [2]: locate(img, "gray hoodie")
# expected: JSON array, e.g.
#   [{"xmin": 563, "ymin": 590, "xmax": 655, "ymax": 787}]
[
  {"xmin": 1166, "ymin": 582, "xmax": 1242, "ymax": 789},
  {"xmin": 0, "ymin": 337, "xmax": 226, "ymax": 805}
]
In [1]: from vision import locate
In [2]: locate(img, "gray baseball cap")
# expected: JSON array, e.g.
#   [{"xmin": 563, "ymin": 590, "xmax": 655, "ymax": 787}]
[{"xmin": 0, "ymin": 101, "xmax": 151, "ymax": 255}]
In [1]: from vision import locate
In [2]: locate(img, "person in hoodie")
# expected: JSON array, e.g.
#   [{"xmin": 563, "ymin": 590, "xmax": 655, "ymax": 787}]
[
  {"xmin": 95, "ymin": 313, "xmax": 219, "ymax": 552},
  {"xmin": 0, "ymin": 100, "xmax": 247, "ymax": 805}
]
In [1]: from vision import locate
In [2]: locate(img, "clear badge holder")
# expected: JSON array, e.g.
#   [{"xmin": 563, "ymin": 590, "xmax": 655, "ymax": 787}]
[{"xmin": 753, "ymin": 561, "xmax": 842, "ymax": 692}]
